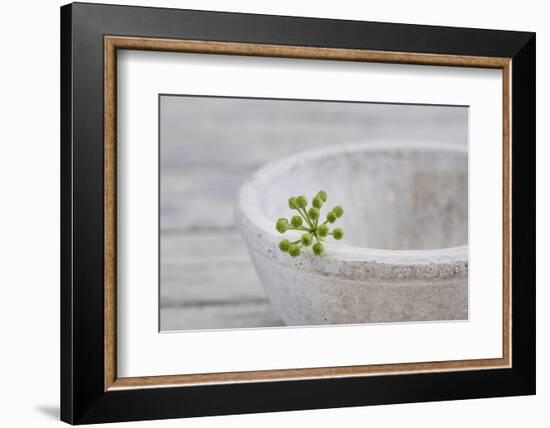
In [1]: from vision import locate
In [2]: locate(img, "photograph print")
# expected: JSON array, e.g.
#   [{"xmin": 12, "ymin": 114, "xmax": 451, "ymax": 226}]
[{"xmin": 160, "ymin": 95, "xmax": 468, "ymax": 332}]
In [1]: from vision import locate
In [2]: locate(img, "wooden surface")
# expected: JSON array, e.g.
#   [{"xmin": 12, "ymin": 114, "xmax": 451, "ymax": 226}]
[{"xmin": 159, "ymin": 96, "xmax": 467, "ymax": 331}]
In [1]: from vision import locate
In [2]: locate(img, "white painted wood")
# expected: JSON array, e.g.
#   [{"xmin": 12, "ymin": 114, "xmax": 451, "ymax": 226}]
[{"xmin": 160, "ymin": 231, "xmax": 269, "ymax": 305}]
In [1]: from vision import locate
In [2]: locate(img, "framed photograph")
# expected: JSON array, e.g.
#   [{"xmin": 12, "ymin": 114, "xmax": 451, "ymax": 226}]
[{"xmin": 60, "ymin": 2, "xmax": 535, "ymax": 424}]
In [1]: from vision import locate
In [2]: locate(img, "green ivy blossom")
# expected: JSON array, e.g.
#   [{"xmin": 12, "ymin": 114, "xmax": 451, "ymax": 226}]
[{"xmin": 275, "ymin": 190, "xmax": 344, "ymax": 257}]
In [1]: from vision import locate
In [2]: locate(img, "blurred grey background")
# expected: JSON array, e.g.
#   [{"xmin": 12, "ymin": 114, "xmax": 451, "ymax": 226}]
[{"xmin": 160, "ymin": 95, "xmax": 468, "ymax": 331}]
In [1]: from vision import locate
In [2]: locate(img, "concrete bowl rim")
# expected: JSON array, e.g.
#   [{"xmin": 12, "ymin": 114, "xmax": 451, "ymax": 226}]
[{"xmin": 236, "ymin": 142, "xmax": 468, "ymax": 277}]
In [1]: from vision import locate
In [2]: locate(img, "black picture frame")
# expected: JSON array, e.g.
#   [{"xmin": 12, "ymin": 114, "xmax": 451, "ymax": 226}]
[{"xmin": 61, "ymin": 2, "xmax": 535, "ymax": 424}]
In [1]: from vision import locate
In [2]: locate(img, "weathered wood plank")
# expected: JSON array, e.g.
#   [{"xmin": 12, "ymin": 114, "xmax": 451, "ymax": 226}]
[
  {"xmin": 160, "ymin": 96, "xmax": 468, "ymax": 171},
  {"xmin": 160, "ymin": 167, "xmax": 254, "ymax": 232},
  {"xmin": 161, "ymin": 301, "xmax": 284, "ymax": 331},
  {"xmin": 160, "ymin": 230, "xmax": 269, "ymax": 306}
]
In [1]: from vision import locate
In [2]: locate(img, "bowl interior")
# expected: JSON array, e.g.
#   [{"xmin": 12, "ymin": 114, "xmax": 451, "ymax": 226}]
[{"xmin": 256, "ymin": 144, "xmax": 467, "ymax": 251}]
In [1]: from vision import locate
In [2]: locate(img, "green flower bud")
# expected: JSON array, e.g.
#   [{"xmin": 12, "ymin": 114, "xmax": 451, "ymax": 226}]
[
  {"xmin": 276, "ymin": 194, "xmax": 344, "ymax": 256},
  {"xmin": 333, "ymin": 205, "xmax": 344, "ymax": 218},
  {"xmin": 279, "ymin": 239, "xmax": 290, "ymax": 252},
  {"xmin": 288, "ymin": 197, "xmax": 298, "ymax": 210},
  {"xmin": 312, "ymin": 196, "xmax": 323, "ymax": 209},
  {"xmin": 301, "ymin": 232, "xmax": 313, "ymax": 246},
  {"xmin": 290, "ymin": 215, "xmax": 303, "ymax": 228},
  {"xmin": 318, "ymin": 224, "xmax": 329, "ymax": 237},
  {"xmin": 288, "ymin": 244, "xmax": 301, "ymax": 257},
  {"xmin": 276, "ymin": 218, "xmax": 289, "ymax": 233},
  {"xmin": 312, "ymin": 242, "xmax": 324, "ymax": 256},
  {"xmin": 296, "ymin": 195, "xmax": 308, "ymax": 209},
  {"xmin": 333, "ymin": 227, "xmax": 344, "ymax": 240},
  {"xmin": 308, "ymin": 207, "xmax": 319, "ymax": 220}
]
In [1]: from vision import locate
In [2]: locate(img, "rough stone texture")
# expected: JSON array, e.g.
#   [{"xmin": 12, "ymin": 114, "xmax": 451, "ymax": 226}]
[{"xmin": 236, "ymin": 143, "xmax": 468, "ymax": 325}]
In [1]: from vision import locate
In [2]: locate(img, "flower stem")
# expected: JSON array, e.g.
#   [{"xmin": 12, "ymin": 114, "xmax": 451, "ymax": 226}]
[
  {"xmin": 288, "ymin": 226, "xmax": 309, "ymax": 232},
  {"xmin": 297, "ymin": 207, "xmax": 314, "ymax": 228}
]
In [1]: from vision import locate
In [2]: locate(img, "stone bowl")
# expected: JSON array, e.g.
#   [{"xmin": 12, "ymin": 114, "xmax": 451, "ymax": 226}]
[{"xmin": 235, "ymin": 143, "xmax": 468, "ymax": 325}]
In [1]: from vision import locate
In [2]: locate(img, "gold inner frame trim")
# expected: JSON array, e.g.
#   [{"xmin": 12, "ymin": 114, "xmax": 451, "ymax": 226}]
[{"xmin": 104, "ymin": 35, "xmax": 512, "ymax": 391}]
